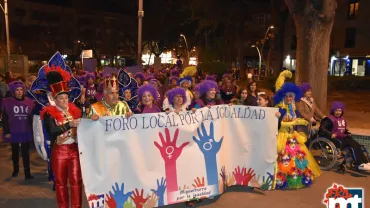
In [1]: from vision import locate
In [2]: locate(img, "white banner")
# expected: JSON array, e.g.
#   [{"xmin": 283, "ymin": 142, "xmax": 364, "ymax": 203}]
[{"xmin": 78, "ymin": 105, "xmax": 278, "ymax": 208}]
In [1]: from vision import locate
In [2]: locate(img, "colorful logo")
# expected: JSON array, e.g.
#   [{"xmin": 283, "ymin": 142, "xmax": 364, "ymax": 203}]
[{"xmin": 323, "ymin": 183, "xmax": 364, "ymax": 208}]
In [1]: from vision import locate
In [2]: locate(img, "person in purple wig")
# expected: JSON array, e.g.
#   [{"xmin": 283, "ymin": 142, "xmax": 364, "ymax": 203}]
[
  {"xmin": 134, "ymin": 72, "xmax": 145, "ymax": 86},
  {"xmin": 197, "ymin": 80, "xmax": 223, "ymax": 107},
  {"xmin": 135, "ymin": 84, "xmax": 161, "ymax": 113},
  {"xmin": 166, "ymin": 87, "xmax": 188, "ymax": 113},
  {"xmin": 319, "ymin": 101, "xmax": 370, "ymax": 171},
  {"xmin": 2, "ymin": 81, "xmax": 34, "ymax": 179},
  {"xmin": 296, "ymin": 83, "xmax": 325, "ymax": 137}
]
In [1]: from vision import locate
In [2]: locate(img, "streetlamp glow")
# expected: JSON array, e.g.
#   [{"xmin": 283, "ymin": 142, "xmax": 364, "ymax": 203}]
[
  {"xmin": 251, "ymin": 45, "xmax": 256, "ymax": 48},
  {"xmin": 269, "ymin": 25, "xmax": 274, "ymax": 29}
]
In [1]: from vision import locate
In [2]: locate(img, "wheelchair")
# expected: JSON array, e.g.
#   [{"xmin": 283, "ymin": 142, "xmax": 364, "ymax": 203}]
[{"xmin": 307, "ymin": 129, "xmax": 370, "ymax": 173}]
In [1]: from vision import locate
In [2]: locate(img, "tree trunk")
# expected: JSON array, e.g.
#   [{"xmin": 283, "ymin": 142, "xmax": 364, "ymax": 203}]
[{"xmin": 285, "ymin": 0, "xmax": 337, "ymax": 111}]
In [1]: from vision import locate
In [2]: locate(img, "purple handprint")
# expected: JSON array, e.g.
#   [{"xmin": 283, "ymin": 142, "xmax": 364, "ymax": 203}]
[
  {"xmin": 109, "ymin": 183, "xmax": 132, "ymax": 208},
  {"xmin": 150, "ymin": 177, "xmax": 166, "ymax": 206}
]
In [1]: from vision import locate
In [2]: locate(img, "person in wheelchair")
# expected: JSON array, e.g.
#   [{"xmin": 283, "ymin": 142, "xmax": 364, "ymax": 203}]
[
  {"xmin": 319, "ymin": 101, "xmax": 370, "ymax": 171},
  {"xmin": 297, "ymin": 83, "xmax": 325, "ymax": 137}
]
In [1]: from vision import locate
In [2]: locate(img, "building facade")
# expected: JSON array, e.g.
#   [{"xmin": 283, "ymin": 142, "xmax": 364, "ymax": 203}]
[
  {"xmin": 283, "ymin": 0, "xmax": 370, "ymax": 76},
  {"xmin": 0, "ymin": 0, "xmax": 136, "ymax": 71}
]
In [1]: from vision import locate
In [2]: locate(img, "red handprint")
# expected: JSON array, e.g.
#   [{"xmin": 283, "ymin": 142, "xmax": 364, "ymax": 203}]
[
  {"xmin": 192, "ymin": 177, "xmax": 205, "ymax": 188},
  {"xmin": 154, "ymin": 128, "xmax": 189, "ymax": 162},
  {"xmin": 130, "ymin": 189, "xmax": 148, "ymax": 208},
  {"xmin": 232, "ymin": 166, "xmax": 247, "ymax": 185},
  {"xmin": 106, "ymin": 194, "xmax": 117, "ymax": 208},
  {"xmin": 242, "ymin": 168, "xmax": 256, "ymax": 187}
]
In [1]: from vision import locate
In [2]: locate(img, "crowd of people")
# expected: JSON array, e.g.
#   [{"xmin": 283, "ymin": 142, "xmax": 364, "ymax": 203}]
[{"xmin": 1, "ymin": 59, "xmax": 369, "ymax": 208}]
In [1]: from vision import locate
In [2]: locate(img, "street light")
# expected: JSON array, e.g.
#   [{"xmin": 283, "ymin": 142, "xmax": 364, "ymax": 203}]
[
  {"xmin": 0, "ymin": 0, "xmax": 10, "ymax": 72},
  {"xmin": 251, "ymin": 45, "xmax": 261, "ymax": 78},
  {"xmin": 138, "ymin": 0, "xmax": 144, "ymax": 65},
  {"xmin": 180, "ymin": 34, "xmax": 190, "ymax": 66},
  {"xmin": 261, "ymin": 25, "xmax": 274, "ymax": 77}
]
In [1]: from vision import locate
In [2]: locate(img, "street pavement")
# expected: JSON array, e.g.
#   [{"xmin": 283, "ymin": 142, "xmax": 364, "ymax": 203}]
[{"xmin": 0, "ymin": 142, "xmax": 369, "ymax": 208}]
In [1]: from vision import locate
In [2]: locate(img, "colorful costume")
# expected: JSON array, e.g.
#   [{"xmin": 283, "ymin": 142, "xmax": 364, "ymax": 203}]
[
  {"xmin": 273, "ymin": 70, "xmax": 321, "ymax": 189},
  {"xmin": 88, "ymin": 74, "xmax": 131, "ymax": 117},
  {"xmin": 118, "ymin": 70, "xmax": 139, "ymax": 112},
  {"xmin": 2, "ymin": 81, "xmax": 34, "ymax": 179},
  {"xmin": 167, "ymin": 87, "xmax": 188, "ymax": 112},
  {"xmin": 30, "ymin": 52, "xmax": 83, "ymax": 207}
]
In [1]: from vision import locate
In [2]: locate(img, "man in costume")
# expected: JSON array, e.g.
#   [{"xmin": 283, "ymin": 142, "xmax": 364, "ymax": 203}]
[
  {"xmin": 40, "ymin": 66, "xmax": 83, "ymax": 208},
  {"xmin": 88, "ymin": 74, "xmax": 132, "ymax": 120},
  {"xmin": 2, "ymin": 81, "xmax": 34, "ymax": 179}
]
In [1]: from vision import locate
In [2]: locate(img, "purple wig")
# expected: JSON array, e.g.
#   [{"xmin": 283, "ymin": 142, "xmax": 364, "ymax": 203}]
[
  {"xmin": 138, "ymin": 84, "xmax": 159, "ymax": 101},
  {"xmin": 205, "ymin": 75, "xmax": 217, "ymax": 81},
  {"xmin": 171, "ymin": 69, "xmax": 180, "ymax": 77},
  {"xmin": 145, "ymin": 75, "xmax": 155, "ymax": 81},
  {"xmin": 86, "ymin": 73, "xmax": 96, "ymax": 81},
  {"xmin": 134, "ymin": 72, "xmax": 145, "ymax": 81},
  {"xmin": 194, "ymin": 83, "xmax": 202, "ymax": 94},
  {"xmin": 167, "ymin": 87, "xmax": 187, "ymax": 105},
  {"xmin": 330, "ymin": 101, "xmax": 345, "ymax": 116},
  {"xmin": 9, "ymin": 81, "xmax": 26, "ymax": 93},
  {"xmin": 149, "ymin": 79, "xmax": 160, "ymax": 87},
  {"xmin": 169, "ymin": 76, "xmax": 179, "ymax": 84},
  {"xmin": 299, "ymin": 83, "xmax": 311, "ymax": 94},
  {"xmin": 76, "ymin": 76, "xmax": 86, "ymax": 86},
  {"xmin": 222, "ymin": 73, "xmax": 230, "ymax": 79},
  {"xmin": 199, "ymin": 80, "xmax": 219, "ymax": 97}
]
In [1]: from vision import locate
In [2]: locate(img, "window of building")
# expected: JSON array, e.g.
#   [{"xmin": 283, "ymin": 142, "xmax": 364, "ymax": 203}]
[
  {"xmin": 348, "ymin": 0, "xmax": 360, "ymax": 19},
  {"xmin": 291, "ymin": 35, "xmax": 297, "ymax": 50},
  {"xmin": 344, "ymin": 27, "xmax": 356, "ymax": 48}
]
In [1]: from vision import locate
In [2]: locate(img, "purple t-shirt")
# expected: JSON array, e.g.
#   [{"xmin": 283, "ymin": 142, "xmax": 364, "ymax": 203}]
[
  {"xmin": 2, "ymin": 97, "xmax": 34, "ymax": 143},
  {"xmin": 328, "ymin": 115, "xmax": 347, "ymax": 139},
  {"xmin": 85, "ymin": 84, "xmax": 97, "ymax": 97}
]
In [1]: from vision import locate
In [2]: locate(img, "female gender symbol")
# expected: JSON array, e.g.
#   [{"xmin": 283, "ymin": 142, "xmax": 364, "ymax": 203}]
[
  {"xmin": 166, "ymin": 146, "xmax": 175, "ymax": 159},
  {"xmin": 203, "ymin": 139, "xmax": 213, "ymax": 151}
]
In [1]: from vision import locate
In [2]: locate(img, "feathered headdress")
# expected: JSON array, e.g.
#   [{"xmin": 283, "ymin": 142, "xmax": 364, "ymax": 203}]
[
  {"xmin": 180, "ymin": 66, "xmax": 197, "ymax": 78},
  {"xmin": 273, "ymin": 70, "xmax": 301, "ymax": 105},
  {"xmin": 117, "ymin": 69, "xmax": 139, "ymax": 110},
  {"xmin": 28, "ymin": 52, "xmax": 82, "ymax": 106},
  {"xmin": 137, "ymin": 84, "xmax": 158, "ymax": 101},
  {"xmin": 167, "ymin": 87, "xmax": 187, "ymax": 105}
]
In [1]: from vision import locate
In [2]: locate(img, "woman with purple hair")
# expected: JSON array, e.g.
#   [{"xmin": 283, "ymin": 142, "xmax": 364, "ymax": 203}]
[
  {"xmin": 197, "ymin": 80, "xmax": 223, "ymax": 108},
  {"xmin": 297, "ymin": 83, "xmax": 325, "ymax": 137},
  {"xmin": 134, "ymin": 72, "xmax": 145, "ymax": 86},
  {"xmin": 135, "ymin": 84, "xmax": 161, "ymax": 113},
  {"xmin": 168, "ymin": 76, "xmax": 179, "ymax": 90},
  {"xmin": 319, "ymin": 101, "xmax": 370, "ymax": 171},
  {"xmin": 94, "ymin": 82, "xmax": 104, "ymax": 102},
  {"xmin": 189, "ymin": 83, "xmax": 205, "ymax": 109},
  {"xmin": 166, "ymin": 87, "xmax": 187, "ymax": 113}
]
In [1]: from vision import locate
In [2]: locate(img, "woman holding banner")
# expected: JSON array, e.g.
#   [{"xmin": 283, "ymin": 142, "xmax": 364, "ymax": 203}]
[
  {"xmin": 165, "ymin": 87, "xmax": 188, "ymax": 113},
  {"xmin": 135, "ymin": 84, "xmax": 161, "ymax": 113},
  {"xmin": 198, "ymin": 80, "xmax": 224, "ymax": 107},
  {"xmin": 273, "ymin": 70, "xmax": 321, "ymax": 190}
]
